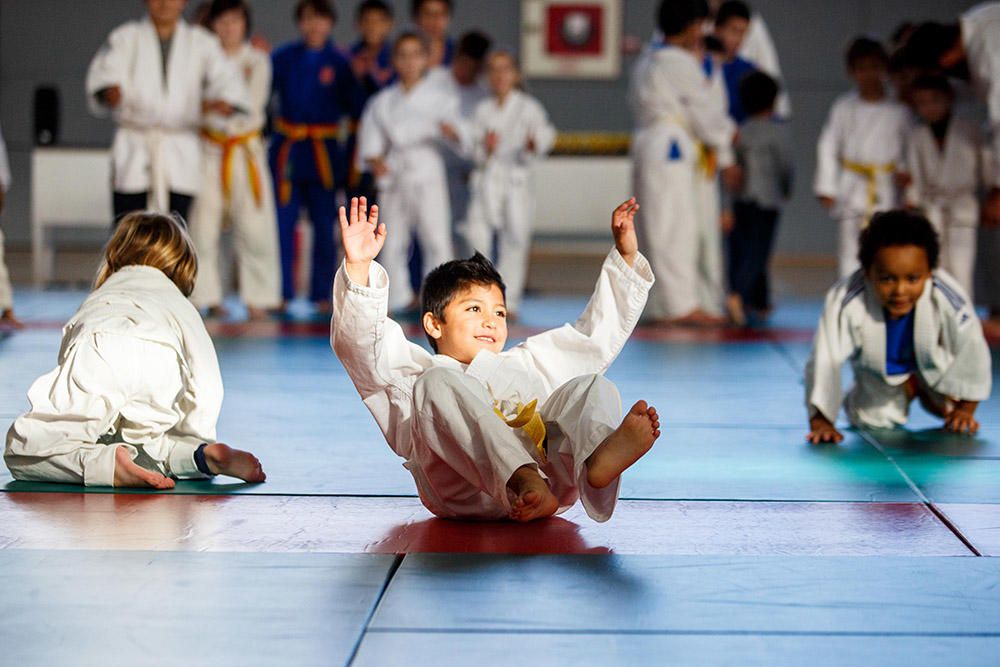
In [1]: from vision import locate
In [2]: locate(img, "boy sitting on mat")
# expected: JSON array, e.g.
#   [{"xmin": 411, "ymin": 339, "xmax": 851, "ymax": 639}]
[
  {"xmin": 5, "ymin": 212, "xmax": 265, "ymax": 488},
  {"xmin": 332, "ymin": 196, "xmax": 659, "ymax": 522},
  {"xmin": 805, "ymin": 210, "xmax": 991, "ymax": 444}
]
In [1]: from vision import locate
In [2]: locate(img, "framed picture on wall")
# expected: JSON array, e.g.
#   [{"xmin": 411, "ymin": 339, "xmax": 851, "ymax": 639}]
[{"xmin": 521, "ymin": 0, "xmax": 623, "ymax": 79}]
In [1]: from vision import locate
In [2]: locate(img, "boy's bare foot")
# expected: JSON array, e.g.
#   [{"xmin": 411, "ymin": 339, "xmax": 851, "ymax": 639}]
[
  {"xmin": 0, "ymin": 309, "xmax": 24, "ymax": 329},
  {"xmin": 507, "ymin": 465, "xmax": 559, "ymax": 522},
  {"xmin": 203, "ymin": 443, "xmax": 266, "ymax": 483},
  {"xmin": 725, "ymin": 294, "xmax": 747, "ymax": 327},
  {"xmin": 113, "ymin": 446, "xmax": 176, "ymax": 489},
  {"xmin": 247, "ymin": 306, "xmax": 270, "ymax": 321},
  {"xmin": 586, "ymin": 401, "xmax": 660, "ymax": 489}
]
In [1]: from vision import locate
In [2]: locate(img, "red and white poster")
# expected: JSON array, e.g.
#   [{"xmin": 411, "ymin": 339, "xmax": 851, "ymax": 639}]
[{"xmin": 521, "ymin": 0, "xmax": 622, "ymax": 79}]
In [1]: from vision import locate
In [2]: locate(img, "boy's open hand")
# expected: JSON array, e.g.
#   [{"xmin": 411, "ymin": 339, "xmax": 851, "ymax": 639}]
[
  {"xmin": 944, "ymin": 402, "xmax": 980, "ymax": 435},
  {"xmin": 340, "ymin": 196, "xmax": 384, "ymax": 286},
  {"xmin": 612, "ymin": 197, "xmax": 640, "ymax": 267},
  {"xmin": 807, "ymin": 415, "xmax": 844, "ymax": 444}
]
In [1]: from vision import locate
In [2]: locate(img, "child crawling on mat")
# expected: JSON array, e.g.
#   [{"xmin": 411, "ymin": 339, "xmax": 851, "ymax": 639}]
[
  {"xmin": 5, "ymin": 212, "xmax": 265, "ymax": 488},
  {"xmin": 332, "ymin": 196, "xmax": 659, "ymax": 522},
  {"xmin": 805, "ymin": 209, "xmax": 991, "ymax": 443}
]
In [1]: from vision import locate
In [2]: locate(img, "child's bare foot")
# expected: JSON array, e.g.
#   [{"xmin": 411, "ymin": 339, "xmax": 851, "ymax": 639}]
[
  {"xmin": 113, "ymin": 446, "xmax": 176, "ymax": 489},
  {"xmin": 246, "ymin": 306, "xmax": 270, "ymax": 321},
  {"xmin": 203, "ymin": 443, "xmax": 266, "ymax": 483},
  {"xmin": 586, "ymin": 401, "xmax": 660, "ymax": 489},
  {"xmin": 0, "ymin": 309, "xmax": 24, "ymax": 329},
  {"xmin": 507, "ymin": 465, "xmax": 558, "ymax": 522}
]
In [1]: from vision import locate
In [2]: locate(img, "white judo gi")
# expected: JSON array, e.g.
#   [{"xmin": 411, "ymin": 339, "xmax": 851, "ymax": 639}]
[
  {"xmin": 805, "ymin": 269, "xmax": 991, "ymax": 429},
  {"xmin": 814, "ymin": 91, "xmax": 911, "ymax": 278},
  {"xmin": 189, "ymin": 42, "xmax": 281, "ymax": 310},
  {"xmin": 962, "ymin": 2, "xmax": 1000, "ymax": 190},
  {"xmin": 629, "ymin": 45, "xmax": 735, "ymax": 320},
  {"xmin": 357, "ymin": 76, "xmax": 463, "ymax": 311},
  {"xmin": 905, "ymin": 117, "xmax": 990, "ymax": 298},
  {"xmin": 0, "ymin": 122, "xmax": 12, "ymax": 311},
  {"xmin": 462, "ymin": 90, "xmax": 556, "ymax": 313},
  {"xmin": 428, "ymin": 69, "xmax": 489, "ymax": 245},
  {"xmin": 331, "ymin": 249, "xmax": 654, "ymax": 521},
  {"xmin": 5, "ymin": 266, "xmax": 224, "ymax": 486},
  {"xmin": 85, "ymin": 17, "xmax": 247, "ymax": 211}
]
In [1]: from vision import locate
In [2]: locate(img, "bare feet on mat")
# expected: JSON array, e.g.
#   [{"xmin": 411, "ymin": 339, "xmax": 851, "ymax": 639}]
[
  {"xmin": 657, "ymin": 310, "xmax": 727, "ymax": 328},
  {"xmin": 586, "ymin": 401, "xmax": 660, "ymax": 489},
  {"xmin": 113, "ymin": 446, "xmax": 176, "ymax": 489},
  {"xmin": 203, "ymin": 443, "xmax": 266, "ymax": 483},
  {"xmin": 246, "ymin": 306, "xmax": 271, "ymax": 321},
  {"xmin": 507, "ymin": 465, "xmax": 559, "ymax": 522},
  {"xmin": 0, "ymin": 309, "xmax": 23, "ymax": 329}
]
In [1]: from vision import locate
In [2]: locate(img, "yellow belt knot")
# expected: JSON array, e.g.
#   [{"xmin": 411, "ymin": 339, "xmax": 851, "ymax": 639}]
[
  {"xmin": 842, "ymin": 159, "xmax": 896, "ymax": 225},
  {"xmin": 494, "ymin": 399, "xmax": 548, "ymax": 464},
  {"xmin": 696, "ymin": 142, "xmax": 717, "ymax": 178},
  {"xmin": 201, "ymin": 128, "xmax": 264, "ymax": 208}
]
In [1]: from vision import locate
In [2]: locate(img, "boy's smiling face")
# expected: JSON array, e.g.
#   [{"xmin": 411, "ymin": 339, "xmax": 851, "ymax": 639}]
[
  {"xmin": 866, "ymin": 244, "xmax": 931, "ymax": 319},
  {"xmin": 423, "ymin": 283, "xmax": 508, "ymax": 363}
]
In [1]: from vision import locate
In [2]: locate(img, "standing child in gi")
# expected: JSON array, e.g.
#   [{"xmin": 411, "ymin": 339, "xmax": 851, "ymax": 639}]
[
  {"xmin": 462, "ymin": 50, "xmax": 556, "ymax": 317},
  {"xmin": 815, "ymin": 37, "xmax": 911, "ymax": 278},
  {"xmin": 905, "ymin": 74, "xmax": 990, "ymax": 300},
  {"xmin": 630, "ymin": 0, "xmax": 737, "ymax": 326},
  {"xmin": 726, "ymin": 71, "xmax": 793, "ymax": 325},
  {"xmin": 5, "ymin": 212, "xmax": 266, "ymax": 488},
  {"xmin": 332, "ymin": 196, "xmax": 659, "ymax": 522},
  {"xmin": 0, "ymin": 121, "xmax": 21, "ymax": 328},
  {"xmin": 270, "ymin": 0, "xmax": 361, "ymax": 313},
  {"xmin": 86, "ymin": 0, "xmax": 247, "ymax": 222},
  {"xmin": 189, "ymin": 0, "xmax": 282, "ymax": 320},
  {"xmin": 805, "ymin": 210, "xmax": 990, "ymax": 443},
  {"xmin": 357, "ymin": 32, "xmax": 463, "ymax": 313}
]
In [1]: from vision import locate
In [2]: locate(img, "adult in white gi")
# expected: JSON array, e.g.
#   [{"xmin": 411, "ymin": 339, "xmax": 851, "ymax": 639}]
[
  {"xmin": 85, "ymin": 0, "xmax": 247, "ymax": 222},
  {"xmin": 806, "ymin": 269, "xmax": 990, "ymax": 433},
  {"xmin": 188, "ymin": 3, "xmax": 281, "ymax": 318},
  {"xmin": 0, "ymin": 121, "xmax": 18, "ymax": 327},
  {"xmin": 462, "ymin": 53, "xmax": 556, "ymax": 314},
  {"xmin": 332, "ymin": 197, "xmax": 658, "ymax": 522},
  {"xmin": 906, "ymin": 115, "xmax": 989, "ymax": 298},
  {"xmin": 629, "ymin": 35, "xmax": 735, "ymax": 323},
  {"xmin": 6, "ymin": 266, "xmax": 223, "ymax": 487},
  {"xmin": 815, "ymin": 85, "xmax": 911, "ymax": 277},
  {"xmin": 358, "ymin": 34, "xmax": 462, "ymax": 312}
]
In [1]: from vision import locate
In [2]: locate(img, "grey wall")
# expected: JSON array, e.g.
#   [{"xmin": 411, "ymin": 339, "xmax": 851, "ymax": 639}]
[{"xmin": 0, "ymin": 0, "xmax": 978, "ymax": 256}]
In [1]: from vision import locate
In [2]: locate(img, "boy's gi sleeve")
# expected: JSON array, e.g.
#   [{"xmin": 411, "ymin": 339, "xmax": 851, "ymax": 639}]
[
  {"xmin": 357, "ymin": 97, "xmax": 387, "ymax": 167},
  {"xmin": 904, "ymin": 128, "xmax": 924, "ymax": 208},
  {"xmin": 804, "ymin": 283, "xmax": 855, "ymax": 422},
  {"xmin": 85, "ymin": 23, "xmax": 133, "ymax": 118},
  {"xmin": 518, "ymin": 98, "xmax": 556, "ymax": 165},
  {"xmin": 202, "ymin": 35, "xmax": 249, "ymax": 113},
  {"xmin": 670, "ymin": 56, "xmax": 736, "ymax": 165},
  {"xmin": 330, "ymin": 261, "xmax": 432, "ymax": 400},
  {"xmin": 813, "ymin": 97, "xmax": 844, "ymax": 200},
  {"xmin": 516, "ymin": 249, "xmax": 654, "ymax": 390},
  {"xmin": 933, "ymin": 277, "xmax": 992, "ymax": 402}
]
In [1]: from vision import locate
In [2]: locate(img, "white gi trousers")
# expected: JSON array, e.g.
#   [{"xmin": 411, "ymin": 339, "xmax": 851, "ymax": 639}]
[
  {"xmin": 0, "ymin": 228, "xmax": 11, "ymax": 310},
  {"xmin": 693, "ymin": 165, "xmax": 724, "ymax": 315},
  {"xmin": 409, "ymin": 370, "xmax": 622, "ymax": 522},
  {"xmin": 189, "ymin": 136, "xmax": 282, "ymax": 309}
]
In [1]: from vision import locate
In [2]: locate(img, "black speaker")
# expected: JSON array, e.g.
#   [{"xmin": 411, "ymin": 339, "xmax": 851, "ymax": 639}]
[{"xmin": 33, "ymin": 86, "xmax": 60, "ymax": 146}]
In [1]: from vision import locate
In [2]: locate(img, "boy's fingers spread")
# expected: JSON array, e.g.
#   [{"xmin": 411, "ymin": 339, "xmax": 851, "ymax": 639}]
[
  {"xmin": 338, "ymin": 206, "xmax": 349, "ymax": 228},
  {"xmin": 370, "ymin": 204, "xmax": 379, "ymax": 226}
]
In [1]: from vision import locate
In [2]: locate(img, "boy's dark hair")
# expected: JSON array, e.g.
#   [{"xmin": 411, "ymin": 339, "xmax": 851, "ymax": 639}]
[
  {"xmin": 858, "ymin": 210, "xmax": 940, "ymax": 271},
  {"xmin": 909, "ymin": 73, "xmax": 954, "ymax": 98},
  {"xmin": 845, "ymin": 36, "xmax": 888, "ymax": 70},
  {"xmin": 900, "ymin": 22, "xmax": 961, "ymax": 71},
  {"xmin": 715, "ymin": 0, "xmax": 751, "ymax": 27},
  {"xmin": 456, "ymin": 30, "xmax": 492, "ymax": 62},
  {"xmin": 412, "ymin": 0, "xmax": 452, "ymax": 17},
  {"xmin": 703, "ymin": 34, "xmax": 725, "ymax": 55},
  {"xmin": 393, "ymin": 30, "xmax": 429, "ymax": 54},
  {"xmin": 657, "ymin": 0, "xmax": 710, "ymax": 37},
  {"xmin": 889, "ymin": 21, "xmax": 915, "ymax": 50},
  {"xmin": 295, "ymin": 0, "xmax": 336, "ymax": 23},
  {"xmin": 739, "ymin": 70, "xmax": 780, "ymax": 117},
  {"xmin": 207, "ymin": 0, "xmax": 252, "ymax": 35},
  {"xmin": 357, "ymin": 0, "xmax": 392, "ymax": 21},
  {"xmin": 421, "ymin": 253, "xmax": 506, "ymax": 351}
]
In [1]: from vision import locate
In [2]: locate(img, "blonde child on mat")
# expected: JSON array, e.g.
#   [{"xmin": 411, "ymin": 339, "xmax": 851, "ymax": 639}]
[
  {"xmin": 5, "ymin": 212, "xmax": 265, "ymax": 488},
  {"xmin": 332, "ymin": 196, "xmax": 659, "ymax": 523}
]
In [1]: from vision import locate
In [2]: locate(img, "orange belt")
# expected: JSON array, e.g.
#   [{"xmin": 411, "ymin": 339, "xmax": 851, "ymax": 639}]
[
  {"xmin": 273, "ymin": 118, "xmax": 341, "ymax": 204},
  {"xmin": 201, "ymin": 128, "xmax": 264, "ymax": 208}
]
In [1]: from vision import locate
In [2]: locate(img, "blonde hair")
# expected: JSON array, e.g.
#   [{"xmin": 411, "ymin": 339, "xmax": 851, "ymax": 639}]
[{"xmin": 95, "ymin": 211, "xmax": 198, "ymax": 296}]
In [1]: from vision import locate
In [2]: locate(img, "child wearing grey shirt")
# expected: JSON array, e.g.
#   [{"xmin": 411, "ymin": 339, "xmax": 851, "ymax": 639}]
[{"xmin": 726, "ymin": 70, "xmax": 793, "ymax": 325}]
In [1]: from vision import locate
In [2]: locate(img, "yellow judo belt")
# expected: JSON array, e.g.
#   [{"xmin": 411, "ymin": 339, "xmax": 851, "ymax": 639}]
[
  {"xmin": 200, "ymin": 128, "xmax": 264, "ymax": 208},
  {"xmin": 273, "ymin": 118, "xmax": 341, "ymax": 205},
  {"xmin": 696, "ymin": 142, "xmax": 717, "ymax": 179},
  {"xmin": 842, "ymin": 159, "xmax": 896, "ymax": 224},
  {"xmin": 494, "ymin": 399, "xmax": 548, "ymax": 464}
]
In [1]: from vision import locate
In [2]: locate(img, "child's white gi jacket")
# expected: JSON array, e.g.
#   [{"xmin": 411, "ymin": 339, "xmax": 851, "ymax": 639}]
[
  {"xmin": 5, "ymin": 266, "xmax": 224, "ymax": 485},
  {"xmin": 805, "ymin": 269, "xmax": 991, "ymax": 429},
  {"xmin": 331, "ymin": 248, "xmax": 653, "ymax": 464}
]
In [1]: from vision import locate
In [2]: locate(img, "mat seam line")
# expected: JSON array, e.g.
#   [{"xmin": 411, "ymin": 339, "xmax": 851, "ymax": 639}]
[
  {"xmin": 345, "ymin": 553, "xmax": 405, "ymax": 667},
  {"xmin": 365, "ymin": 627, "xmax": 1000, "ymax": 637},
  {"xmin": 858, "ymin": 430, "xmax": 982, "ymax": 557}
]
